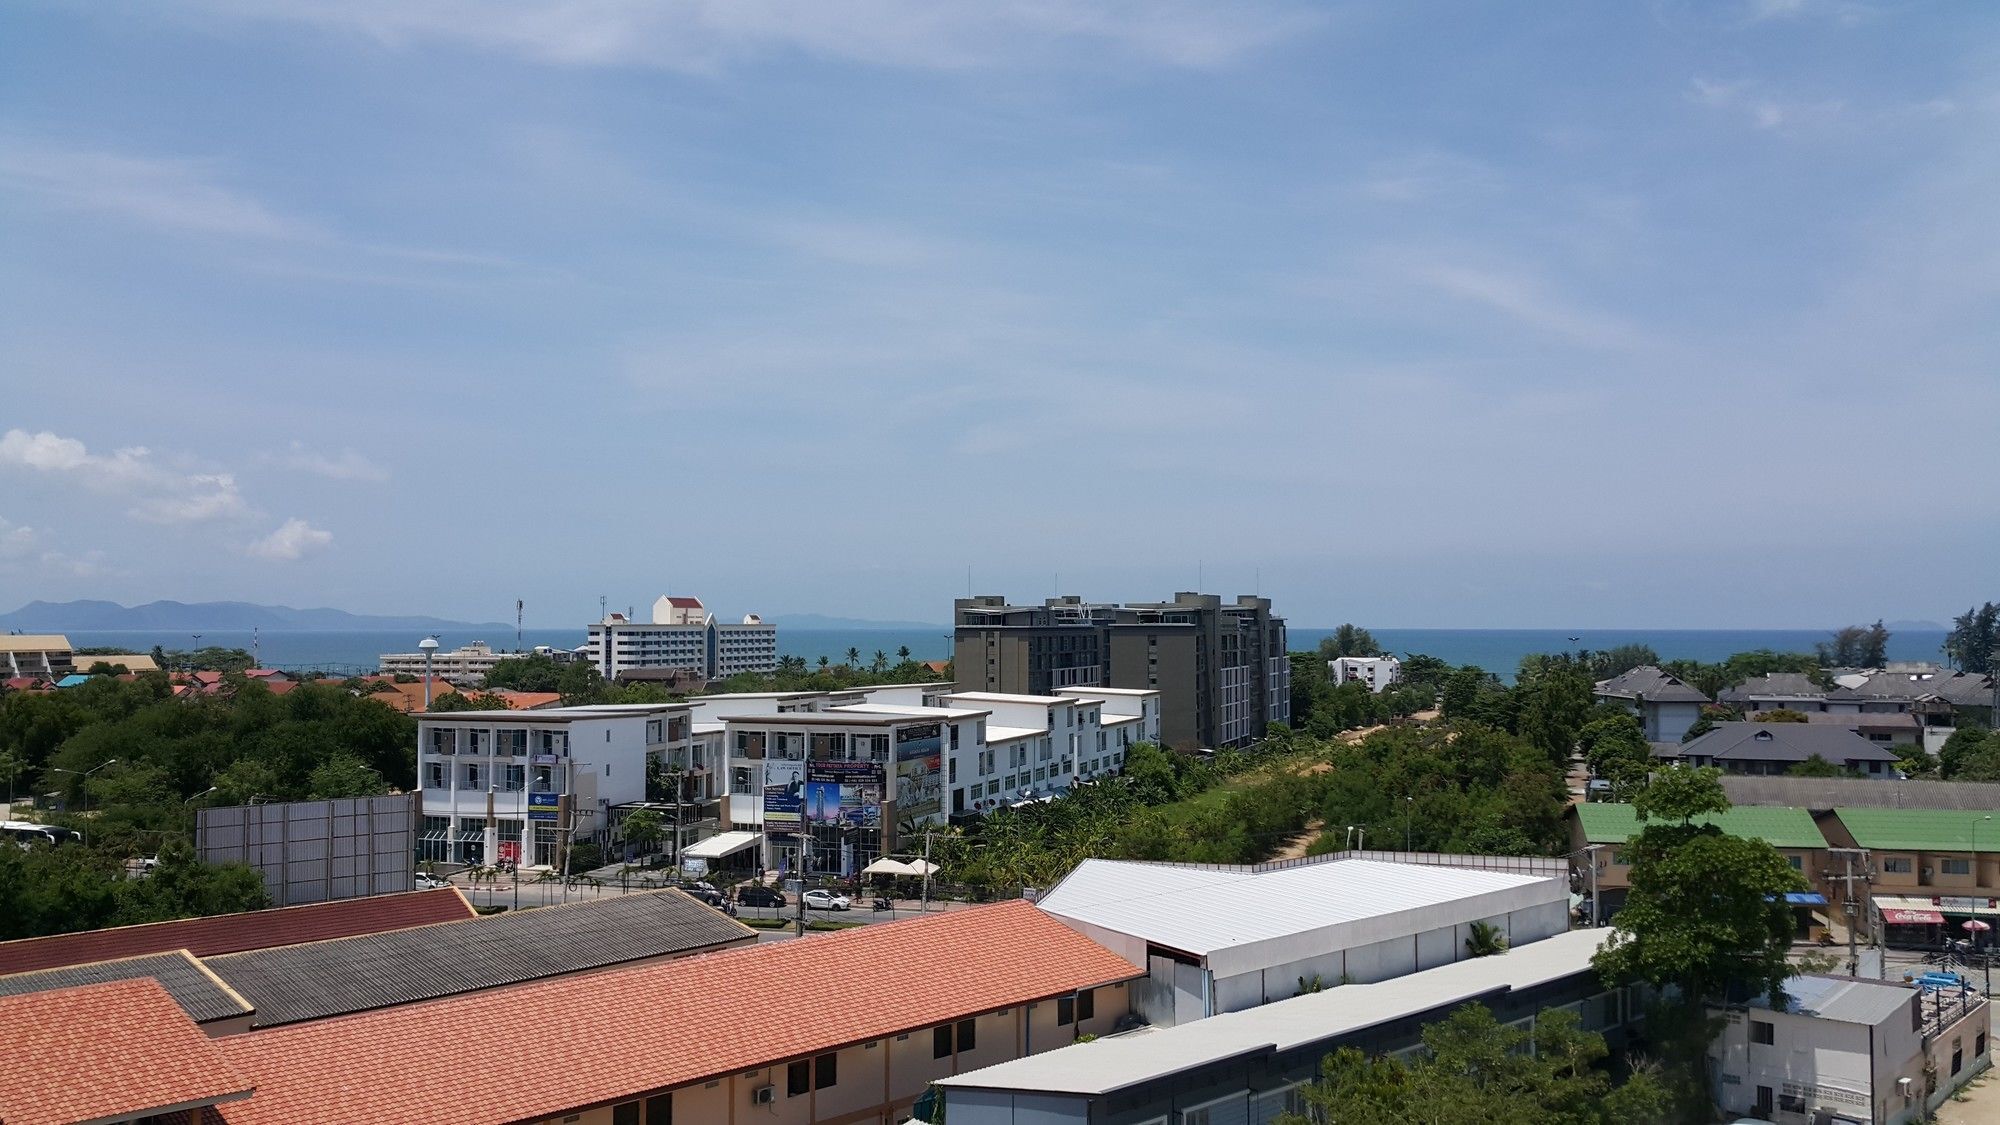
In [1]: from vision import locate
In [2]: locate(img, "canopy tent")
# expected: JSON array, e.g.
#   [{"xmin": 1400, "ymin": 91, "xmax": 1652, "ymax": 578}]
[
  {"xmin": 680, "ymin": 831, "xmax": 761, "ymax": 860},
  {"xmin": 860, "ymin": 858, "xmax": 940, "ymax": 877}
]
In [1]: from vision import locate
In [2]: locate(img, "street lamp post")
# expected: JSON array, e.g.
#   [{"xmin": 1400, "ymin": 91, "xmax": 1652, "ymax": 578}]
[
  {"xmin": 1405, "ymin": 796, "xmax": 1414, "ymax": 853},
  {"xmin": 418, "ymin": 636, "xmax": 440, "ymax": 710},
  {"xmin": 1976, "ymin": 814, "xmax": 1993, "ymax": 997},
  {"xmin": 49, "ymin": 758, "xmax": 118, "ymax": 847},
  {"xmin": 183, "ymin": 786, "xmax": 219, "ymax": 805}
]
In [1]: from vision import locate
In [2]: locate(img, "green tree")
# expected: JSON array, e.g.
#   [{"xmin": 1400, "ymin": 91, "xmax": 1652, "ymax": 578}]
[
  {"xmin": 621, "ymin": 808, "xmax": 666, "ymax": 855},
  {"xmin": 844, "ymin": 647, "xmax": 861, "ymax": 667},
  {"xmin": 1752, "ymin": 708, "xmax": 1810, "ymax": 723},
  {"xmin": 556, "ymin": 661, "xmax": 607, "ymax": 705},
  {"xmin": 1283, "ymin": 1004, "xmax": 1668, "ymax": 1125},
  {"xmin": 1787, "ymin": 754, "xmax": 1843, "ymax": 777},
  {"xmin": 308, "ymin": 754, "xmax": 388, "ymax": 799},
  {"xmin": 1589, "ymin": 644, "xmax": 1661, "ymax": 681},
  {"xmin": 1515, "ymin": 655, "xmax": 1594, "ymax": 766},
  {"xmin": 1595, "ymin": 767, "xmax": 1803, "ymax": 1006},
  {"xmin": 817, "ymin": 655, "xmax": 830, "ymax": 671},
  {"xmin": 483, "ymin": 653, "xmax": 565, "ymax": 692},
  {"xmin": 1465, "ymin": 920, "xmax": 1508, "ymax": 957},
  {"xmin": 1578, "ymin": 712, "xmax": 1651, "ymax": 800},
  {"xmin": 1945, "ymin": 603, "xmax": 2000, "ymax": 673},
  {"xmin": 1317, "ymin": 624, "xmax": 1383, "ymax": 659},
  {"xmin": 1816, "ymin": 621, "xmax": 1889, "ymax": 668},
  {"xmin": 897, "ymin": 645, "xmax": 912, "ymax": 661}
]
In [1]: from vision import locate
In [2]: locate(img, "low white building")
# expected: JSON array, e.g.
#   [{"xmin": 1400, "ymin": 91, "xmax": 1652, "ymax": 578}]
[
  {"xmin": 415, "ymin": 702, "xmax": 692, "ymax": 869},
  {"xmin": 1328, "ymin": 655, "xmax": 1401, "ymax": 693},
  {"xmin": 378, "ymin": 640, "xmax": 514, "ymax": 684},
  {"xmin": 586, "ymin": 595, "xmax": 778, "ymax": 682},
  {"xmin": 1710, "ymin": 974, "xmax": 1989, "ymax": 1124},
  {"xmin": 1035, "ymin": 852, "xmax": 1571, "ymax": 1027}
]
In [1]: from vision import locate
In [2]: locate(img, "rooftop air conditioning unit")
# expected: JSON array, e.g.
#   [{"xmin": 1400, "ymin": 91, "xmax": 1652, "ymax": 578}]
[{"xmin": 751, "ymin": 1085, "xmax": 775, "ymax": 1105}]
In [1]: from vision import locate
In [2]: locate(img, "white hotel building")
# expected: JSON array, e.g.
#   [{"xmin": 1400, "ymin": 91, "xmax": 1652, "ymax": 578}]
[{"xmin": 585, "ymin": 595, "xmax": 778, "ymax": 683}]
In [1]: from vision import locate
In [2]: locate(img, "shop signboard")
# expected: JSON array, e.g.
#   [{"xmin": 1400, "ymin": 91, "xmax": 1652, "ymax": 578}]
[
  {"xmin": 528, "ymin": 792, "xmax": 559, "ymax": 823},
  {"xmin": 895, "ymin": 723, "xmax": 944, "ymax": 820},
  {"xmin": 763, "ymin": 758, "xmax": 804, "ymax": 833}
]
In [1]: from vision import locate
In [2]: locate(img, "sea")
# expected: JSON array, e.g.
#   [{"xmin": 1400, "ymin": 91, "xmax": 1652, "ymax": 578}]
[{"xmin": 59, "ymin": 626, "xmax": 1952, "ymax": 680}]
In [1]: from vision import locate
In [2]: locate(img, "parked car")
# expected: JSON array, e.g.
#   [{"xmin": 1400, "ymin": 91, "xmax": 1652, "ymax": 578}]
[
  {"xmin": 736, "ymin": 885, "xmax": 787, "ymax": 908},
  {"xmin": 803, "ymin": 889, "xmax": 851, "ymax": 911},
  {"xmin": 414, "ymin": 873, "xmax": 450, "ymax": 890}
]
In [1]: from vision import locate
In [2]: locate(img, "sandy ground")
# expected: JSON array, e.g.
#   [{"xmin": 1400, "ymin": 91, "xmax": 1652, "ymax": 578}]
[{"xmin": 1932, "ymin": 1067, "xmax": 1995, "ymax": 1125}]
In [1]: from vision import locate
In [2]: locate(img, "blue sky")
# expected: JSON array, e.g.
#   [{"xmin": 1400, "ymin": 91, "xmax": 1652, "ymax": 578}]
[{"xmin": 3, "ymin": 1, "xmax": 1996, "ymax": 628}]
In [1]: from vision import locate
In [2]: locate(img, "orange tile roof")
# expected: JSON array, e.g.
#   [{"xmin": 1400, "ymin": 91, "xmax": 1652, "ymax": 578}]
[
  {"xmin": 0, "ymin": 887, "xmax": 475, "ymax": 976},
  {"xmin": 0, "ymin": 978, "xmax": 253, "ymax": 1125},
  {"xmin": 358, "ymin": 677, "xmax": 459, "ymax": 713},
  {"xmin": 216, "ymin": 901, "xmax": 1140, "ymax": 1124},
  {"xmin": 488, "ymin": 689, "xmax": 562, "ymax": 710}
]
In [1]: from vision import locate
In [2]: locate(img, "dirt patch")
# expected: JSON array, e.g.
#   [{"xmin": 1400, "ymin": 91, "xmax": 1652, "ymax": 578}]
[
  {"xmin": 1270, "ymin": 819, "xmax": 1325, "ymax": 861},
  {"xmin": 1934, "ymin": 1068, "xmax": 1995, "ymax": 1125}
]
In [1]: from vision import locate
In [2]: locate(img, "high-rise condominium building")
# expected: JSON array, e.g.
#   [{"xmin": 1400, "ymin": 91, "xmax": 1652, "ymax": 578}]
[{"xmin": 952, "ymin": 592, "xmax": 1289, "ymax": 750}]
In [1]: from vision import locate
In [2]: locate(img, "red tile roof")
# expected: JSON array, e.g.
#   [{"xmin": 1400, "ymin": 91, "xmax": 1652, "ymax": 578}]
[
  {"xmin": 0, "ymin": 887, "xmax": 474, "ymax": 976},
  {"xmin": 216, "ymin": 901, "xmax": 1140, "ymax": 1125},
  {"xmin": 664, "ymin": 595, "xmax": 703, "ymax": 607},
  {"xmin": 0, "ymin": 978, "xmax": 253, "ymax": 1125}
]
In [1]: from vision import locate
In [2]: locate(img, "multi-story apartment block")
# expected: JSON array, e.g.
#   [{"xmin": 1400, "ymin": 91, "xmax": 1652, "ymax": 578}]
[
  {"xmin": 585, "ymin": 594, "xmax": 778, "ymax": 683},
  {"xmin": 0, "ymin": 634, "xmax": 74, "ymax": 680},
  {"xmin": 954, "ymin": 592, "xmax": 1287, "ymax": 750},
  {"xmin": 376, "ymin": 640, "xmax": 516, "ymax": 684},
  {"xmin": 414, "ymin": 702, "xmax": 693, "ymax": 868}
]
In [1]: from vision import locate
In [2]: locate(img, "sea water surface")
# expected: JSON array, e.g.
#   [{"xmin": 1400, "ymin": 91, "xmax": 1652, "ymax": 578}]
[{"xmin": 61, "ymin": 626, "xmax": 1950, "ymax": 679}]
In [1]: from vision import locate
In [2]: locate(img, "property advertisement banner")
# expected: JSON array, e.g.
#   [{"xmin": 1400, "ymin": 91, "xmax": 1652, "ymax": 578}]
[
  {"xmin": 527, "ymin": 792, "xmax": 559, "ymax": 823},
  {"xmin": 805, "ymin": 760, "xmax": 884, "ymax": 829},
  {"xmin": 763, "ymin": 758, "xmax": 804, "ymax": 833},
  {"xmin": 895, "ymin": 723, "xmax": 944, "ymax": 820}
]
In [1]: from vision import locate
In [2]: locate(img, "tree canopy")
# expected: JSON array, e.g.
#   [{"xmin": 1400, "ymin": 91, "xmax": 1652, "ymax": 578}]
[
  {"xmin": 1945, "ymin": 603, "xmax": 1999, "ymax": 673},
  {"xmin": 1816, "ymin": 621, "xmax": 1889, "ymax": 668},
  {"xmin": 1317, "ymin": 624, "xmax": 1383, "ymax": 659}
]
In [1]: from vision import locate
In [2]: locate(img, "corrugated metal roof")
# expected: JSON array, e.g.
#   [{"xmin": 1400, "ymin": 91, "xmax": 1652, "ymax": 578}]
[
  {"xmin": 1572, "ymin": 803, "xmax": 1827, "ymax": 849},
  {"xmin": 0, "ymin": 950, "xmax": 251, "ymax": 1025},
  {"xmin": 1723, "ymin": 775, "xmax": 2000, "ymax": 812},
  {"xmin": 938, "ymin": 928, "xmax": 1613, "ymax": 1096},
  {"xmin": 1752, "ymin": 974, "xmax": 1917, "ymax": 1026},
  {"xmin": 205, "ymin": 888, "xmax": 754, "ymax": 1027},
  {"xmin": 1036, "ymin": 857, "xmax": 1561, "ymax": 975},
  {"xmin": 1833, "ymin": 807, "xmax": 2000, "ymax": 852}
]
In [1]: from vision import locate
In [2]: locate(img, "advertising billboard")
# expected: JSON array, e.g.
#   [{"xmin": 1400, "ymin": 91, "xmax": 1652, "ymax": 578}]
[
  {"xmin": 763, "ymin": 758, "xmax": 804, "ymax": 834},
  {"xmin": 527, "ymin": 791, "xmax": 559, "ymax": 823},
  {"xmin": 805, "ymin": 760, "xmax": 884, "ymax": 830},
  {"xmin": 895, "ymin": 723, "xmax": 944, "ymax": 820}
]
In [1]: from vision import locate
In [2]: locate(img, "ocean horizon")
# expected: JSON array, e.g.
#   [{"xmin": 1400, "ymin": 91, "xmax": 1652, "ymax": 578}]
[{"xmin": 55, "ymin": 625, "xmax": 1954, "ymax": 680}]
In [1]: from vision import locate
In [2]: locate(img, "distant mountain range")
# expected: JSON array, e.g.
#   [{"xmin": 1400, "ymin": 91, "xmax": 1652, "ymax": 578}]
[
  {"xmin": 1, "ymin": 600, "xmax": 510, "ymax": 633},
  {"xmin": 764, "ymin": 613, "xmax": 948, "ymax": 631}
]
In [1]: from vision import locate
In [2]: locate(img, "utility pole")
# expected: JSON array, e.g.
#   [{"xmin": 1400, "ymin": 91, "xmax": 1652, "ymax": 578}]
[
  {"xmin": 921, "ymin": 829, "xmax": 934, "ymax": 915},
  {"xmin": 795, "ymin": 828, "xmax": 812, "ymax": 937},
  {"xmin": 1584, "ymin": 844, "xmax": 1603, "ymax": 927},
  {"xmin": 557, "ymin": 791, "xmax": 573, "ymax": 905},
  {"xmin": 1829, "ymin": 847, "xmax": 1870, "ymax": 977}
]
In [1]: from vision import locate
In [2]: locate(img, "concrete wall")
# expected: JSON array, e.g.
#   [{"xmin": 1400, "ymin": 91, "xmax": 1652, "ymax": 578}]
[{"xmin": 195, "ymin": 794, "xmax": 415, "ymax": 906}]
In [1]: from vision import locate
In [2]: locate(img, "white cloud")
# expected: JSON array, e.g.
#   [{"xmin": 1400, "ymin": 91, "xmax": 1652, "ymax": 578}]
[
  {"xmin": 1402, "ymin": 263, "xmax": 1651, "ymax": 350},
  {"xmin": 1743, "ymin": 0, "xmax": 1874, "ymax": 25},
  {"xmin": 0, "ymin": 517, "xmax": 36, "ymax": 559},
  {"xmin": 245, "ymin": 518, "xmax": 334, "ymax": 561},
  {"xmin": 0, "ymin": 428, "xmax": 249, "ymax": 524},
  {"xmin": 1690, "ymin": 76, "xmax": 1845, "ymax": 131},
  {"xmin": 269, "ymin": 441, "xmax": 391, "ymax": 482},
  {"xmin": 39, "ymin": 550, "xmax": 109, "ymax": 578},
  {"xmin": 176, "ymin": 0, "xmax": 1314, "ymax": 72},
  {"xmin": 0, "ymin": 139, "xmax": 314, "ymax": 239}
]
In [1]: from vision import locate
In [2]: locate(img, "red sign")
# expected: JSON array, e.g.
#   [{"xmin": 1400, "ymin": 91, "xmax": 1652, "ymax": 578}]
[
  {"xmin": 498, "ymin": 842, "xmax": 520, "ymax": 863},
  {"xmin": 1883, "ymin": 908, "xmax": 1944, "ymax": 925}
]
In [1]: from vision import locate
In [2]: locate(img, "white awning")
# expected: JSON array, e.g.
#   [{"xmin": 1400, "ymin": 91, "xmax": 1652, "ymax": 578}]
[
  {"xmin": 862, "ymin": 858, "xmax": 940, "ymax": 877},
  {"xmin": 681, "ymin": 830, "xmax": 761, "ymax": 860}
]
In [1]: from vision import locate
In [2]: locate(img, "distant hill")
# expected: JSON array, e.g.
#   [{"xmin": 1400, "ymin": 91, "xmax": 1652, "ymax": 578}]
[
  {"xmin": 766, "ymin": 613, "xmax": 948, "ymax": 632},
  {"xmin": 1885, "ymin": 619, "xmax": 1948, "ymax": 632},
  {"xmin": 0, "ymin": 600, "xmax": 510, "ymax": 633}
]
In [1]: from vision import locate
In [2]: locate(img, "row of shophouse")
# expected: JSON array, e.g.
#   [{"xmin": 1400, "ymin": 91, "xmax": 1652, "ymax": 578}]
[
  {"xmin": 413, "ymin": 682, "xmax": 1162, "ymax": 876},
  {"xmin": 1570, "ymin": 775, "xmax": 2000, "ymax": 950}
]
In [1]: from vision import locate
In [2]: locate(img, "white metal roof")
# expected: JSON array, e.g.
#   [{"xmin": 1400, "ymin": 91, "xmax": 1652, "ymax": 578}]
[
  {"xmin": 944, "ymin": 692, "xmax": 1071, "ymax": 707},
  {"xmin": 1753, "ymin": 974, "xmax": 1918, "ymax": 1026},
  {"xmin": 985, "ymin": 724, "xmax": 1044, "ymax": 745},
  {"xmin": 1037, "ymin": 857, "xmax": 1563, "ymax": 977},
  {"xmin": 938, "ymin": 928, "xmax": 1612, "ymax": 1096},
  {"xmin": 680, "ymin": 831, "xmax": 762, "ymax": 859}
]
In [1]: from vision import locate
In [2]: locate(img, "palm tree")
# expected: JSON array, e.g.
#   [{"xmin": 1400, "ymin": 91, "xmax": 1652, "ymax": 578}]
[
  {"xmin": 897, "ymin": 645, "xmax": 911, "ymax": 661},
  {"xmin": 845, "ymin": 647, "xmax": 861, "ymax": 667},
  {"xmin": 871, "ymin": 650, "xmax": 889, "ymax": 673},
  {"xmin": 1465, "ymin": 920, "xmax": 1508, "ymax": 958},
  {"xmin": 817, "ymin": 655, "xmax": 830, "ymax": 671}
]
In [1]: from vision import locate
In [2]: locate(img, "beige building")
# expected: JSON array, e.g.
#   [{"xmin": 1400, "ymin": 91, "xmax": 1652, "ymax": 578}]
[{"xmin": 0, "ymin": 634, "xmax": 73, "ymax": 679}]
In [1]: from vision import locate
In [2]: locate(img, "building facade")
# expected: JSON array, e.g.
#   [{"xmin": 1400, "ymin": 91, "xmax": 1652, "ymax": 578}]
[
  {"xmin": 587, "ymin": 594, "xmax": 779, "ymax": 682},
  {"xmin": 415, "ymin": 703, "xmax": 693, "ymax": 868},
  {"xmin": 954, "ymin": 592, "xmax": 1288, "ymax": 750},
  {"xmin": 0, "ymin": 634, "xmax": 74, "ymax": 680},
  {"xmin": 1592, "ymin": 664, "xmax": 1710, "ymax": 743},
  {"xmin": 1330, "ymin": 655, "xmax": 1401, "ymax": 693},
  {"xmin": 376, "ymin": 640, "xmax": 517, "ymax": 683}
]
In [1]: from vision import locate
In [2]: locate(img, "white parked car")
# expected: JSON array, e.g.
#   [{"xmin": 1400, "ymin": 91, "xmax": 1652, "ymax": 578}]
[
  {"xmin": 414, "ymin": 873, "xmax": 450, "ymax": 890},
  {"xmin": 802, "ymin": 889, "xmax": 850, "ymax": 911}
]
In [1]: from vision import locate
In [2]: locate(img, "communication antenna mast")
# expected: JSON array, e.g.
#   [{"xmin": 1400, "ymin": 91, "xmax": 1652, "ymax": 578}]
[
  {"xmin": 516, "ymin": 600, "xmax": 523, "ymax": 651},
  {"xmin": 599, "ymin": 595, "xmax": 607, "ymax": 622},
  {"xmin": 252, "ymin": 626, "xmax": 260, "ymax": 668}
]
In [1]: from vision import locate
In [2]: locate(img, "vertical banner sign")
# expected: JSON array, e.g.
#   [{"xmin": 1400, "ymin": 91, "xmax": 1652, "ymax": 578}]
[
  {"xmin": 527, "ymin": 792, "xmax": 559, "ymax": 823},
  {"xmin": 895, "ymin": 724, "xmax": 944, "ymax": 820},
  {"xmin": 763, "ymin": 759, "xmax": 804, "ymax": 834},
  {"xmin": 805, "ymin": 760, "xmax": 884, "ymax": 829}
]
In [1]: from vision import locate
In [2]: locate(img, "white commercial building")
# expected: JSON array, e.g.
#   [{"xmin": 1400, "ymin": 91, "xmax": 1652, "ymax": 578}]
[
  {"xmin": 1710, "ymin": 975, "xmax": 1989, "ymax": 1124},
  {"xmin": 376, "ymin": 640, "xmax": 520, "ymax": 684},
  {"xmin": 415, "ymin": 702, "xmax": 692, "ymax": 869},
  {"xmin": 0, "ymin": 634, "xmax": 74, "ymax": 679},
  {"xmin": 1036, "ymin": 852, "xmax": 1571, "ymax": 1027},
  {"xmin": 586, "ymin": 595, "xmax": 778, "ymax": 682},
  {"xmin": 1329, "ymin": 655, "xmax": 1401, "ymax": 693}
]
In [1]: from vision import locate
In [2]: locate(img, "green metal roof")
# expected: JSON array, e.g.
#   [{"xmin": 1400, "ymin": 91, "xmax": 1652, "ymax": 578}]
[
  {"xmin": 1574, "ymin": 803, "xmax": 1826, "ymax": 849},
  {"xmin": 1833, "ymin": 807, "xmax": 2000, "ymax": 852}
]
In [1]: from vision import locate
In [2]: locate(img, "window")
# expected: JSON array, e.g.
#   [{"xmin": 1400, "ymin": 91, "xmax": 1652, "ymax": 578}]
[
  {"xmin": 933, "ymin": 1025, "xmax": 953, "ymax": 1059},
  {"xmin": 1884, "ymin": 857, "xmax": 1913, "ymax": 873},
  {"xmin": 1788, "ymin": 855, "xmax": 1803, "ymax": 871},
  {"xmin": 427, "ymin": 763, "xmax": 445, "ymax": 788},
  {"xmin": 787, "ymin": 1060, "xmax": 810, "ymax": 1097},
  {"xmin": 504, "ymin": 764, "xmax": 526, "ymax": 792},
  {"xmin": 957, "ymin": 1018, "xmax": 976, "ymax": 1052},
  {"xmin": 1750, "ymin": 1020, "xmax": 1775, "ymax": 1045},
  {"xmin": 1077, "ymin": 988, "xmax": 1095, "ymax": 1021},
  {"xmin": 1057, "ymin": 996, "xmax": 1075, "ymax": 1026},
  {"xmin": 1943, "ymin": 858, "xmax": 1972, "ymax": 875},
  {"xmin": 1755, "ymin": 1086, "xmax": 1774, "ymax": 1117},
  {"xmin": 815, "ymin": 1052, "xmax": 837, "ymax": 1089},
  {"xmin": 612, "ymin": 1103, "xmax": 640, "ymax": 1125}
]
